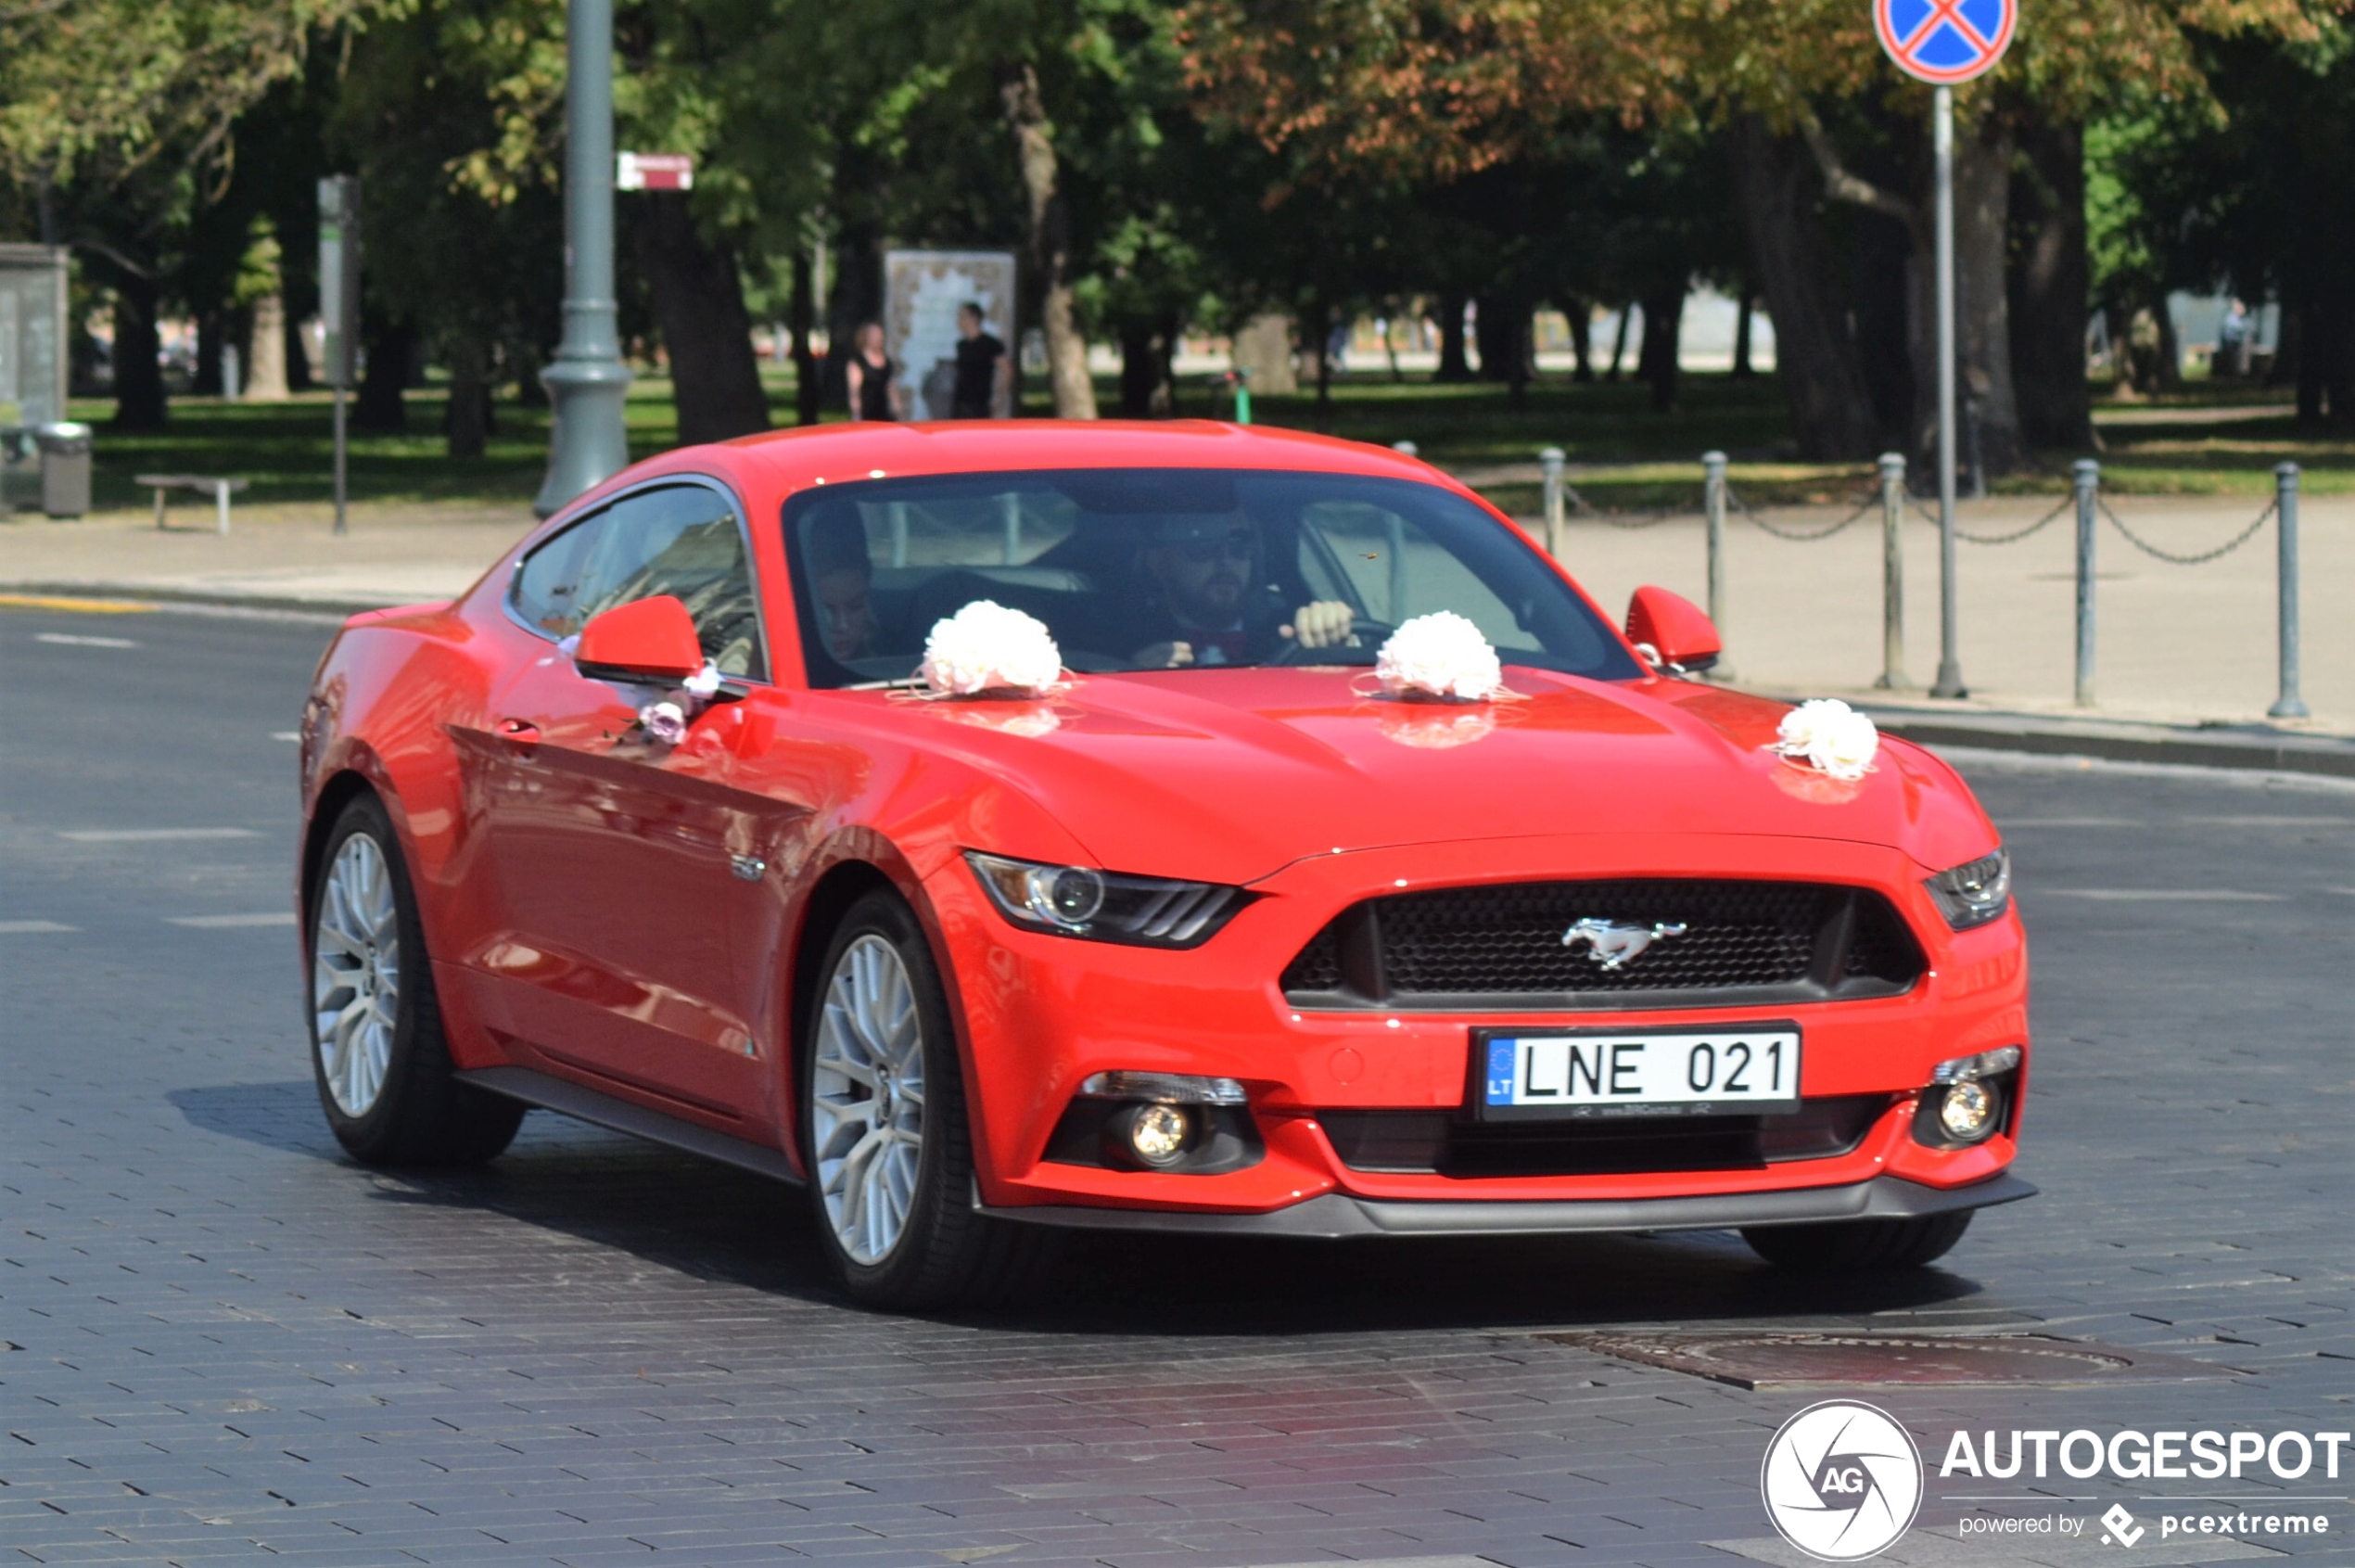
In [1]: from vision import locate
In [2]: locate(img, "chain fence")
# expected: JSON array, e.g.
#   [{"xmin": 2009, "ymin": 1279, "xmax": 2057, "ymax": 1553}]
[{"xmin": 1489, "ymin": 446, "xmax": 2310, "ymax": 720}]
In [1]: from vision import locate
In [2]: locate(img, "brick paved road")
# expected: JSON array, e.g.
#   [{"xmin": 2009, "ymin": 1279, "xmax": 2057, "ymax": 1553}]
[{"xmin": 3, "ymin": 605, "xmax": 2350, "ymax": 1567}]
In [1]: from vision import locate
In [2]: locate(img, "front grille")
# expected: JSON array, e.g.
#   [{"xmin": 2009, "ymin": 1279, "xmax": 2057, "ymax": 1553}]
[
  {"xmin": 1281, "ymin": 879, "xmax": 1925, "ymax": 1011},
  {"xmin": 1318, "ymin": 1095, "xmax": 1890, "ymax": 1177}
]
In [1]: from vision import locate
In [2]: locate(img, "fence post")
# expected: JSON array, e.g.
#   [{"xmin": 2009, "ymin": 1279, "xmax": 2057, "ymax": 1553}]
[
  {"xmin": 1875, "ymin": 453, "xmax": 1908, "ymax": 690},
  {"xmin": 1540, "ymin": 446, "xmax": 1567, "ymax": 558},
  {"xmin": 2268, "ymin": 462, "xmax": 2309, "ymax": 720},
  {"xmin": 1702, "ymin": 451, "xmax": 1733, "ymax": 679},
  {"xmin": 2073, "ymin": 459, "xmax": 2099, "ymax": 708}
]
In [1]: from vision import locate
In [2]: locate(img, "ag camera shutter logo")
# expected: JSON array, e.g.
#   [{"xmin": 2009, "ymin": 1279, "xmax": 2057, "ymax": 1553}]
[{"xmin": 1761, "ymin": 1400, "xmax": 1925, "ymax": 1561}]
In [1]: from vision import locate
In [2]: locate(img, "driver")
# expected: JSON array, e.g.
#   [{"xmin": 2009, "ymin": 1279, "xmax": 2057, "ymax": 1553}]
[{"xmin": 1129, "ymin": 515, "xmax": 1356, "ymax": 668}]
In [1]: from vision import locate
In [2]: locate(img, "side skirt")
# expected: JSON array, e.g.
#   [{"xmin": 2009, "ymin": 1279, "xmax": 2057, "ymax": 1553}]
[{"xmin": 457, "ymin": 1065, "xmax": 803, "ymax": 1185}]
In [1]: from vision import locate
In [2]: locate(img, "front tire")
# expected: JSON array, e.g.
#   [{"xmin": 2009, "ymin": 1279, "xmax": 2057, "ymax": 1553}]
[
  {"xmin": 308, "ymin": 793, "xmax": 523, "ymax": 1166},
  {"xmin": 799, "ymin": 888, "xmax": 1036, "ymax": 1310},
  {"xmin": 1741, "ymin": 1211, "xmax": 1973, "ymax": 1272}
]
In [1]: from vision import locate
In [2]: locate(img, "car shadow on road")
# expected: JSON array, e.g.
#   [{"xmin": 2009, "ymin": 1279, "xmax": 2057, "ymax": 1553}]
[{"xmin": 170, "ymin": 1082, "xmax": 1992, "ymax": 1335}]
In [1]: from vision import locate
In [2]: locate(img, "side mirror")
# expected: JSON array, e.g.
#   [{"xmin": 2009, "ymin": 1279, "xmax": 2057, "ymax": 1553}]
[
  {"xmin": 1624, "ymin": 585, "xmax": 1721, "ymax": 674},
  {"xmin": 575, "ymin": 595, "xmax": 706, "ymax": 682}
]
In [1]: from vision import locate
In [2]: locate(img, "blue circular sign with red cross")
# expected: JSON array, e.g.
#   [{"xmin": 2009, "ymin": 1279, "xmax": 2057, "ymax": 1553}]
[{"xmin": 1875, "ymin": 0, "xmax": 2016, "ymax": 84}]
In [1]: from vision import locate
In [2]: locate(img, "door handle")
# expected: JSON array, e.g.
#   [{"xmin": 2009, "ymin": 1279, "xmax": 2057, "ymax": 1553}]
[{"xmin": 496, "ymin": 718, "xmax": 541, "ymax": 748}]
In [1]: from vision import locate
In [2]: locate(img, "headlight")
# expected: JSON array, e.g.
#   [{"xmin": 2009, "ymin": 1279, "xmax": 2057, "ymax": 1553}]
[
  {"xmin": 963, "ymin": 852, "xmax": 1250, "ymax": 948},
  {"xmin": 1923, "ymin": 848, "xmax": 2010, "ymax": 930}
]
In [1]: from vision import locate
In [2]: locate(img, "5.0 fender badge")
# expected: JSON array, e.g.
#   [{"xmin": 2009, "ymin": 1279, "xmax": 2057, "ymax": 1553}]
[{"xmin": 1562, "ymin": 917, "xmax": 1688, "ymax": 970}]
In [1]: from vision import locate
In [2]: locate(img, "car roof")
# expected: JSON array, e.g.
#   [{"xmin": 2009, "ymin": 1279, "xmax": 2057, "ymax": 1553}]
[{"xmin": 719, "ymin": 419, "xmax": 1447, "ymax": 491}]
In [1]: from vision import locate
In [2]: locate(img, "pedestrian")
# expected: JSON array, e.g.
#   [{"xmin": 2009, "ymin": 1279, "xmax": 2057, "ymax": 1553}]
[
  {"xmin": 950, "ymin": 303, "xmax": 1012, "ymax": 418},
  {"xmin": 845, "ymin": 323, "xmax": 906, "ymax": 422}
]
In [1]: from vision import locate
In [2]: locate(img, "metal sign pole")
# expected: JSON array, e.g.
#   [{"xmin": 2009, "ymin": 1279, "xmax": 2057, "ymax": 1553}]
[{"xmin": 1929, "ymin": 85, "xmax": 1966, "ymax": 698}]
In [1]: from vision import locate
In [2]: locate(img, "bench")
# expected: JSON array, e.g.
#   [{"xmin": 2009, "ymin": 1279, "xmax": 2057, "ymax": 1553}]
[{"xmin": 135, "ymin": 474, "xmax": 250, "ymax": 535}]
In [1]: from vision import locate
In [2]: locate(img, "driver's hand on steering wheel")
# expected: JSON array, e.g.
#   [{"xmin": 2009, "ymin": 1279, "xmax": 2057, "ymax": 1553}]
[{"xmin": 1279, "ymin": 600, "xmax": 1357, "ymax": 650}]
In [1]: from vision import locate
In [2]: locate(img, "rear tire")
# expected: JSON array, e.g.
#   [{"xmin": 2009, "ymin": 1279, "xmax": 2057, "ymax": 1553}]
[
  {"xmin": 799, "ymin": 888, "xmax": 1040, "ymax": 1310},
  {"xmin": 308, "ymin": 793, "xmax": 524, "ymax": 1166},
  {"xmin": 1741, "ymin": 1211, "xmax": 1973, "ymax": 1272}
]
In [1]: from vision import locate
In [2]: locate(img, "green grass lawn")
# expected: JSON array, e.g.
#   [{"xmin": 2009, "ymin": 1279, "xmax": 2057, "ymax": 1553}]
[{"xmin": 63, "ymin": 363, "xmax": 2349, "ymax": 516}]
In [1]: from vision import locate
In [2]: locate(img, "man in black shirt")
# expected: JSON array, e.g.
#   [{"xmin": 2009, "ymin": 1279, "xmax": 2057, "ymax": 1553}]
[{"xmin": 950, "ymin": 303, "xmax": 1012, "ymax": 418}]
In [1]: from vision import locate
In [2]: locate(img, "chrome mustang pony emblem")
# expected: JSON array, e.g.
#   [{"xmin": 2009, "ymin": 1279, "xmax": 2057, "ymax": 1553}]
[{"xmin": 1561, "ymin": 917, "xmax": 1689, "ymax": 971}]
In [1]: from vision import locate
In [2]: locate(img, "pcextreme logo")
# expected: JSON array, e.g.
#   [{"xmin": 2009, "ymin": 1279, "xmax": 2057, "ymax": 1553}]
[{"xmin": 1761, "ymin": 1400, "xmax": 1926, "ymax": 1562}]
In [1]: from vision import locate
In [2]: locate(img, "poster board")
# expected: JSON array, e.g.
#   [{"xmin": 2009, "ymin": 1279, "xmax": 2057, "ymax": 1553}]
[
  {"xmin": 883, "ymin": 249, "xmax": 1017, "ymax": 420},
  {"xmin": 0, "ymin": 244, "xmax": 70, "ymax": 428}
]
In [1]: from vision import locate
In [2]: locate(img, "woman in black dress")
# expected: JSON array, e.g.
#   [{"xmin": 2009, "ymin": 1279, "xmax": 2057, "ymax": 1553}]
[{"xmin": 845, "ymin": 323, "xmax": 907, "ymax": 421}]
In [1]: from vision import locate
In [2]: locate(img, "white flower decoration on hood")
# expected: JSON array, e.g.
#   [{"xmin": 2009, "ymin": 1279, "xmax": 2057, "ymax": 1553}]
[
  {"xmin": 1374, "ymin": 611, "xmax": 1507, "ymax": 702},
  {"xmin": 1773, "ymin": 698, "xmax": 1879, "ymax": 782},
  {"xmin": 639, "ymin": 700, "xmax": 688, "ymax": 746},
  {"xmin": 681, "ymin": 661, "xmax": 723, "ymax": 698},
  {"xmin": 919, "ymin": 600, "xmax": 1064, "ymax": 698}
]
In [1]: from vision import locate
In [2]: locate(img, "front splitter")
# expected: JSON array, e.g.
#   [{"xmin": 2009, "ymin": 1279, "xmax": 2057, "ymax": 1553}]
[{"xmin": 979, "ymin": 1170, "xmax": 2035, "ymax": 1240}]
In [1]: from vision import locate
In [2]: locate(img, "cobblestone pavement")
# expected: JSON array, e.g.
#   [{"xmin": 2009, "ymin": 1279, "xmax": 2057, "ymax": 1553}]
[{"xmin": 3, "ymin": 605, "xmax": 2350, "ymax": 1567}]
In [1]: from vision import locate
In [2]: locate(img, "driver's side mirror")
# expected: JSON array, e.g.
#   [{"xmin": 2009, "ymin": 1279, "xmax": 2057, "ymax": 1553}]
[
  {"xmin": 575, "ymin": 594, "xmax": 706, "ymax": 682},
  {"xmin": 1624, "ymin": 585, "xmax": 1721, "ymax": 674}
]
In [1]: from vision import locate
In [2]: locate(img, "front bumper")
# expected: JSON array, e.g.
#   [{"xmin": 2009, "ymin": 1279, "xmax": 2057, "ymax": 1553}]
[
  {"xmin": 923, "ymin": 832, "xmax": 2030, "ymax": 1219},
  {"xmin": 981, "ymin": 1170, "xmax": 2037, "ymax": 1239}
]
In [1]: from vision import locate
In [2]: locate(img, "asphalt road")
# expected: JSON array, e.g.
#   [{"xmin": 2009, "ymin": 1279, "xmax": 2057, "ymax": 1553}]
[{"xmin": 3, "ymin": 601, "xmax": 2351, "ymax": 1568}]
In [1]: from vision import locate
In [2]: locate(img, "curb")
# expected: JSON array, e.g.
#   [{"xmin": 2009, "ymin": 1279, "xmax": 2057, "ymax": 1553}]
[
  {"xmin": 1853, "ymin": 707, "xmax": 2355, "ymax": 782},
  {"xmin": 0, "ymin": 580, "xmax": 414, "ymax": 622}
]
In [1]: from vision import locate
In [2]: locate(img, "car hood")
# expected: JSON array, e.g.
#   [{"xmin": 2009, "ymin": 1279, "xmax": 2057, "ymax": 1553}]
[{"xmin": 872, "ymin": 666, "xmax": 1997, "ymax": 886}]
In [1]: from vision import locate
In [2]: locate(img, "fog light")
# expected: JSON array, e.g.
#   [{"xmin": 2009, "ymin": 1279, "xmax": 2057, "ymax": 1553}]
[
  {"xmin": 1937, "ymin": 1078, "xmax": 2002, "ymax": 1142},
  {"xmin": 1125, "ymin": 1103, "xmax": 1192, "ymax": 1166}
]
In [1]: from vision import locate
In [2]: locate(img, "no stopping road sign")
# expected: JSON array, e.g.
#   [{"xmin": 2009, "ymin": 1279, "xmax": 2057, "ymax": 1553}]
[{"xmin": 1875, "ymin": 0, "xmax": 2015, "ymax": 84}]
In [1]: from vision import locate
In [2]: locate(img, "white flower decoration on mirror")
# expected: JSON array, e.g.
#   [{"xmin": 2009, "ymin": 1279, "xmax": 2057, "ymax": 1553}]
[
  {"xmin": 638, "ymin": 700, "xmax": 688, "ymax": 746},
  {"xmin": 1374, "ymin": 611, "xmax": 1507, "ymax": 702},
  {"xmin": 1773, "ymin": 698, "xmax": 1879, "ymax": 781},
  {"xmin": 919, "ymin": 600, "xmax": 1065, "ymax": 698}
]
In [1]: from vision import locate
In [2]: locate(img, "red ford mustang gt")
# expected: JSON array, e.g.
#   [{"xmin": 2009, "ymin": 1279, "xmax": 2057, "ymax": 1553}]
[{"xmin": 297, "ymin": 422, "xmax": 2030, "ymax": 1308}]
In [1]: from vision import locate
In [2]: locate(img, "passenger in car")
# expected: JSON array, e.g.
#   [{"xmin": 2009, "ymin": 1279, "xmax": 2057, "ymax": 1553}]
[{"xmin": 1128, "ymin": 515, "xmax": 1356, "ymax": 668}]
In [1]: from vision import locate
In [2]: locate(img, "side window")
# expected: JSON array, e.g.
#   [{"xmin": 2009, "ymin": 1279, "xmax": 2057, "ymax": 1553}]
[{"xmin": 511, "ymin": 483, "xmax": 767, "ymax": 679}]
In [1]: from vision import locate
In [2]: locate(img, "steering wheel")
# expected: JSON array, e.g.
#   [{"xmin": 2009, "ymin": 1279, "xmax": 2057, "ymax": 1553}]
[{"xmin": 1267, "ymin": 617, "xmax": 1394, "ymax": 666}]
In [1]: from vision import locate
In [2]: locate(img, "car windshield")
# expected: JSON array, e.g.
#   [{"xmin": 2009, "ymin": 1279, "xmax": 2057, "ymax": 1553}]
[{"xmin": 783, "ymin": 467, "xmax": 1641, "ymax": 688}]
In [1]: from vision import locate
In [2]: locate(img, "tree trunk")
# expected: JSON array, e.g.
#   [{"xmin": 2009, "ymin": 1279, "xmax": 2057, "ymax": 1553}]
[
  {"xmin": 1473, "ymin": 294, "xmax": 1511, "ymax": 383},
  {"xmin": 283, "ymin": 305, "xmax": 313, "ymax": 392},
  {"xmin": 445, "ymin": 337, "xmax": 490, "ymax": 459},
  {"xmin": 2008, "ymin": 118, "xmax": 2092, "ymax": 450},
  {"xmin": 110, "ymin": 276, "xmax": 167, "ymax": 430},
  {"xmin": 1434, "ymin": 292, "xmax": 1471, "ymax": 381},
  {"xmin": 1638, "ymin": 288, "xmax": 1685, "ymax": 413},
  {"xmin": 633, "ymin": 192, "xmax": 770, "ymax": 444},
  {"xmin": 1117, "ymin": 316, "xmax": 1176, "ymax": 416},
  {"xmin": 999, "ymin": 63, "xmax": 1096, "ymax": 419},
  {"xmin": 194, "ymin": 311, "xmax": 225, "ymax": 396},
  {"xmin": 1567, "ymin": 298, "xmax": 1594, "ymax": 382},
  {"xmin": 1727, "ymin": 114, "xmax": 1877, "ymax": 458},
  {"xmin": 1731, "ymin": 292, "xmax": 1755, "ymax": 379},
  {"xmin": 354, "ymin": 316, "xmax": 413, "ymax": 434},
  {"xmin": 1606, "ymin": 304, "xmax": 1632, "ymax": 380},
  {"xmin": 244, "ymin": 293, "xmax": 290, "ymax": 401},
  {"xmin": 790, "ymin": 249, "xmax": 822, "ymax": 426},
  {"xmin": 1955, "ymin": 117, "xmax": 2023, "ymax": 471}
]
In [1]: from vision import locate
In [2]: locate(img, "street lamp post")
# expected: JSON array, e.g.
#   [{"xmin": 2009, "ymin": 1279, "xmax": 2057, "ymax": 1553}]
[{"xmin": 533, "ymin": 0, "xmax": 631, "ymax": 518}]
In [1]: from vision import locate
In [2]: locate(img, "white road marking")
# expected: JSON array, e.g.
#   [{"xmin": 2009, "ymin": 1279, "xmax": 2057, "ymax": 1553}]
[
  {"xmin": 2037, "ymin": 889, "xmax": 2288, "ymax": 902},
  {"xmin": 57, "ymin": 827, "xmax": 259, "ymax": 843},
  {"xmin": 165, "ymin": 912, "xmax": 298, "ymax": 929},
  {"xmin": 270, "ymin": 731, "xmax": 300, "ymax": 741},
  {"xmin": 36, "ymin": 631, "xmax": 141, "ymax": 648},
  {"xmin": 1994, "ymin": 817, "xmax": 2137, "ymax": 828},
  {"xmin": 0, "ymin": 920, "xmax": 78, "ymax": 934},
  {"xmin": 2186, "ymin": 814, "xmax": 2352, "ymax": 827}
]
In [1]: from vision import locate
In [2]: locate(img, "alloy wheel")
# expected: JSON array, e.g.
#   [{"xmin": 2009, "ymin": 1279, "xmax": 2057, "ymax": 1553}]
[
  {"xmin": 313, "ymin": 833, "xmax": 401, "ymax": 1116},
  {"xmin": 810, "ymin": 934, "xmax": 927, "ymax": 1266}
]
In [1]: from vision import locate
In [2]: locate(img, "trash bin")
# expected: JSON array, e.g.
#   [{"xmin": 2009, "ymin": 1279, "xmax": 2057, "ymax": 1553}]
[{"xmin": 34, "ymin": 422, "xmax": 91, "ymax": 518}]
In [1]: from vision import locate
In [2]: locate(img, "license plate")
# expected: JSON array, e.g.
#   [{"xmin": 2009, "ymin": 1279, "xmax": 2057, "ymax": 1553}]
[{"xmin": 1476, "ymin": 1025, "xmax": 1801, "ymax": 1119}]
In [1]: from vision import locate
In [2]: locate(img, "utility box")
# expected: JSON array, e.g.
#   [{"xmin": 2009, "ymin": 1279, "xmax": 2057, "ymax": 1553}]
[{"xmin": 0, "ymin": 245, "xmax": 73, "ymax": 516}]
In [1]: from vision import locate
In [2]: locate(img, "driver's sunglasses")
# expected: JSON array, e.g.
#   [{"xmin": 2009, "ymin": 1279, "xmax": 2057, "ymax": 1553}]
[{"xmin": 1166, "ymin": 529, "xmax": 1256, "ymax": 564}]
